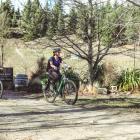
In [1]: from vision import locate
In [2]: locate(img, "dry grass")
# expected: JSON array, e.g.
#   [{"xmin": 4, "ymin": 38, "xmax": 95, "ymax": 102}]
[
  {"xmin": 22, "ymin": 136, "xmax": 33, "ymax": 140},
  {"xmin": 0, "ymin": 136, "xmax": 6, "ymax": 140},
  {"xmin": 79, "ymin": 84, "xmax": 98, "ymax": 95},
  {"xmin": 105, "ymin": 45, "xmax": 140, "ymax": 70},
  {"xmin": 0, "ymin": 127, "xmax": 37, "ymax": 140},
  {"xmin": 2, "ymin": 39, "xmax": 140, "ymax": 77}
]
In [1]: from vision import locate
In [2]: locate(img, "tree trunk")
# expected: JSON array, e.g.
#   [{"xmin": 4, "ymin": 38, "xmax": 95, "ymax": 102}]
[
  {"xmin": 87, "ymin": 0, "xmax": 94, "ymax": 86},
  {"xmin": 88, "ymin": 60, "xmax": 100, "ymax": 86},
  {"xmin": 88, "ymin": 61, "xmax": 93, "ymax": 85},
  {"xmin": 1, "ymin": 45, "xmax": 4, "ymax": 67}
]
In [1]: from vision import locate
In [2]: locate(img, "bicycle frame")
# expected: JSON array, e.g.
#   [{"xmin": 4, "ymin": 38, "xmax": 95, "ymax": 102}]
[
  {"xmin": 40, "ymin": 67, "xmax": 70, "ymax": 96},
  {"xmin": 41, "ymin": 66, "xmax": 78, "ymax": 105},
  {"xmin": 55, "ymin": 74, "xmax": 68, "ymax": 95}
]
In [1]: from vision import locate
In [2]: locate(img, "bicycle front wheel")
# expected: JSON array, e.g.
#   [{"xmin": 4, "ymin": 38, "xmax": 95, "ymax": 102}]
[
  {"xmin": 0, "ymin": 81, "xmax": 3, "ymax": 99},
  {"xmin": 63, "ymin": 80, "xmax": 78, "ymax": 105},
  {"xmin": 43, "ymin": 82, "xmax": 57, "ymax": 103}
]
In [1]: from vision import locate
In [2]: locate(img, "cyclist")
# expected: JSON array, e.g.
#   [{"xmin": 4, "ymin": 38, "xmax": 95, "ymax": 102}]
[{"xmin": 47, "ymin": 48, "xmax": 62, "ymax": 82}]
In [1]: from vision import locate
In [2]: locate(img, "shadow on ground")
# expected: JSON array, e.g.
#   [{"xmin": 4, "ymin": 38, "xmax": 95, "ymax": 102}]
[
  {"xmin": 1, "ymin": 91, "xmax": 140, "ymax": 134},
  {"xmin": 1, "ymin": 90, "xmax": 43, "ymax": 100},
  {"xmin": 77, "ymin": 97, "xmax": 140, "ymax": 110}
]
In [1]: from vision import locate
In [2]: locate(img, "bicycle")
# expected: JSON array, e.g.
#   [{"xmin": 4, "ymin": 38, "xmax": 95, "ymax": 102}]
[{"xmin": 40, "ymin": 66, "xmax": 78, "ymax": 105}]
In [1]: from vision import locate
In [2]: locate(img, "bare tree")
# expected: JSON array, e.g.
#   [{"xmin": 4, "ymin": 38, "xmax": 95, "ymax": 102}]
[
  {"xmin": 21, "ymin": 0, "xmax": 135, "ymax": 86},
  {"xmin": 47, "ymin": 0, "xmax": 130, "ymax": 85},
  {"xmin": 127, "ymin": 0, "xmax": 140, "ymax": 7}
]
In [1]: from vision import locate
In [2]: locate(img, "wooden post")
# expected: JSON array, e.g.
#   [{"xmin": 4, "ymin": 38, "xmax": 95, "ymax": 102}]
[
  {"xmin": 134, "ymin": 42, "xmax": 136, "ymax": 69},
  {"xmin": 1, "ymin": 45, "xmax": 4, "ymax": 67}
]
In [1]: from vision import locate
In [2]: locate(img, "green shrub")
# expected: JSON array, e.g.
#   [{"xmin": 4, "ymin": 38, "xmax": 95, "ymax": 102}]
[
  {"xmin": 118, "ymin": 69, "xmax": 140, "ymax": 91},
  {"xmin": 64, "ymin": 68, "xmax": 80, "ymax": 89}
]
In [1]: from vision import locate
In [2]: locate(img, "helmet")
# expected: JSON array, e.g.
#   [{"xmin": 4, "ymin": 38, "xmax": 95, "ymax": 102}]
[{"xmin": 53, "ymin": 48, "xmax": 61, "ymax": 53}]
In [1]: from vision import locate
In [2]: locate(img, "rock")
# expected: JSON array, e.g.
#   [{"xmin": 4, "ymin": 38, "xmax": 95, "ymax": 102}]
[
  {"xmin": 98, "ymin": 88, "xmax": 108, "ymax": 95},
  {"xmin": 110, "ymin": 86, "xmax": 118, "ymax": 93}
]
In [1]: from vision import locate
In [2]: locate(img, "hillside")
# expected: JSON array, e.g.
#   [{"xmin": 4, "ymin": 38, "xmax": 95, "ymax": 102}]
[{"xmin": 1, "ymin": 38, "xmax": 140, "ymax": 77}]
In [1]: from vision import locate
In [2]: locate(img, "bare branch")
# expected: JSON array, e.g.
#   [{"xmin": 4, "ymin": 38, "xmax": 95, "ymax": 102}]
[
  {"xmin": 51, "ymin": 38, "xmax": 88, "ymax": 60},
  {"xmin": 127, "ymin": 0, "xmax": 140, "ymax": 7}
]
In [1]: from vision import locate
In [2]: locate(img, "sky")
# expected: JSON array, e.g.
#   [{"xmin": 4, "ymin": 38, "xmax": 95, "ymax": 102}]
[
  {"xmin": 1, "ymin": 0, "xmax": 47, "ymax": 9},
  {"xmin": 1, "ymin": 0, "xmax": 123, "ymax": 10},
  {"xmin": 11, "ymin": 0, "xmax": 47, "ymax": 9}
]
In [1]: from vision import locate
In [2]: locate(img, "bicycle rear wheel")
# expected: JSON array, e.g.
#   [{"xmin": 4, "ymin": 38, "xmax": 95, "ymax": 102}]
[
  {"xmin": 43, "ymin": 82, "xmax": 57, "ymax": 103},
  {"xmin": 0, "ymin": 81, "xmax": 3, "ymax": 99},
  {"xmin": 63, "ymin": 80, "xmax": 78, "ymax": 105}
]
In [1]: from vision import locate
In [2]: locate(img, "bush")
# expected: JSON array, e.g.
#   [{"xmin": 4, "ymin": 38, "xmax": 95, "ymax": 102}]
[
  {"xmin": 30, "ymin": 57, "xmax": 47, "ymax": 79},
  {"xmin": 117, "ymin": 69, "xmax": 140, "ymax": 92},
  {"xmin": 28, "ymin": 79, "xmax": 42, "ymax": 93},
  {"xmin": 29, "ymin": 57, "xmax": 47, "ymax": 93},
  {"xmin": 4, "ymin": 30, "xmax": 24, "ymax": 39},
  {"xmin": 64, "ymin": 68, "xmax": 80, "ymax": 89},
  {"xmin": 94, "ymin": 62, "xmax": 118, "ymax": 87}
]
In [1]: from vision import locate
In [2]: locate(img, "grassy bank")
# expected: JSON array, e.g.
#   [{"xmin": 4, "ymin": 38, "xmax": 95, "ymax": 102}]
[{"xmin": 1, "ymin": 39, "xmax": 140, "ymax": 76}]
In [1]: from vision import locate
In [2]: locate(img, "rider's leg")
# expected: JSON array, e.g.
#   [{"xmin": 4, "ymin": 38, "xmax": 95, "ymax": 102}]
[
  {"xmin": 45, "ymin": 79, "xmax": 50, "ymax": 90},
  {"xmin": 57, "ymin": 72, "xmax": 63, "ymax": 97},
  {"xmin": 48, "ymin": 69, "xmax": 59, "ymax": 91}
]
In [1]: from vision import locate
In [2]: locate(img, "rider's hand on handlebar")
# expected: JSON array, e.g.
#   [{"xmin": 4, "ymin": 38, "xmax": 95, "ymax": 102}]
[
  {"xmin": 53, "ymin": 66, "xmax": 58, "ymax": 70},
  {"xmin": 62, "ymin": 64, "xmax": 71, "ymax": 70}
]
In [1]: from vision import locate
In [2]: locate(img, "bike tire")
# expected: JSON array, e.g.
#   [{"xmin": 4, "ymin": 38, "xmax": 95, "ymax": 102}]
[
  {"xmin": 43, "ymin": 82, "xmax": 57, "ymax": 103},
  {"xmin": 63, "ymin": 80, "xmax": 78, "ymax": 105},
  {"xmin": 0, "ymin": 81, "xmax": 3, "ymax": 99}
]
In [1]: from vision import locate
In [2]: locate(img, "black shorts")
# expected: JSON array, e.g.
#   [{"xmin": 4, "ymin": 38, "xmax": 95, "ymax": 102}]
[{"xmin": 48, "ymin": 69, "xmax": 61, "ymax": 82}]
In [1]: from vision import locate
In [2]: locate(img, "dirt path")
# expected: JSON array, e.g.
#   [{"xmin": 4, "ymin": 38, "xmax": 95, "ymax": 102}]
[{"xmin": 1, "ymin": 92, "xmax": 140, "ymax": 140}]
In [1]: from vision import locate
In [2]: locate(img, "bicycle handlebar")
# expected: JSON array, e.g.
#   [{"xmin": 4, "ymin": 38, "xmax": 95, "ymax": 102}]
[{"xmin": 62, "ymin": 64, "xmax": 71, "ymax": 71}]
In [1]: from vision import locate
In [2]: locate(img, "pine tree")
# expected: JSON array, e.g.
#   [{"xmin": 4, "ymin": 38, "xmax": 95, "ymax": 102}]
[
  {"xmin": 16, "ymin": 8, "xmax": 21, "ymax": 26},
  {"xmin": 0, "ymin": 0, "xmax": 13, "ymax": 27},
  {"xmin": 16, "ymin": 8, "xmax": 21, "ymax": 20},
  {"xmin": 21, "ymin": 0, "xmax": 32, "ymax": 29},
  {"xmin": 12, "ymin": 10, "xmax": 17, "ymax": 27},
  {"xmin": 100, "ymin": 0, "xmax": 114, "ymax": 45},
  {"xmin": 125, "ymin": 5, "xmax": 140, "ymax": 44},
  {"xmin": 21, "ymin": 0, "xmax": 32, "ymax": 40},
  {"xmin": 57, "ymin": 11, "xmax": 65, "ymax": 35},
  {"xmin": 57, "ymin": 0, "xmax": 65, "ymax": 34},
  {"xmin": 47, "ymin": 12, "xmax": 56, "ymax": 38},
  {"xmin": 67, "ymin": 7, "xmax": 77, "ymax": 34},
  {"xmin": 40, "ymin": 1, "xmax": 50, "ymax": 36},
  {"xmin": 11, "ymin": 8, "xmax": 21, "ymax": 27},
  {"xmin": 31, "ymin": 0, "xmax": 43, "ymax": 37},
  {"xmin": 99, "ymin": 0, "xmax": 126, "ymax": 45},
  {"xmin": 47, "ymin": 0, "xmax": 64, "ymax": 36},
  {"xmin": 76, "ymin": 4, "xmax": 89, "ymax": 41},
  {"xmin": 112, "ymin": 2, "xmax": 126, "ymax": 44},
  {"xmin": 21, "ymin": 0, "xmax": 46, "ymax": 40}
]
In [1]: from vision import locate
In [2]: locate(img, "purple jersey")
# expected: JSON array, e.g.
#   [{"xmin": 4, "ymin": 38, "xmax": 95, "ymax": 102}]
[{"xmin": 47, "ymin": 56, "xmax": 62, "ymax": 72}]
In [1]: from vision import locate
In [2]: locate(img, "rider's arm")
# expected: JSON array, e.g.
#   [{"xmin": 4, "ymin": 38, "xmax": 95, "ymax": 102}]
[
  {"xmin": 61, "ymin": 62, "xmax": 70, "ymax": 69},
  {"xmin": 49, "ymin": 61, "xmax": 57, "ymax": 70}
]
